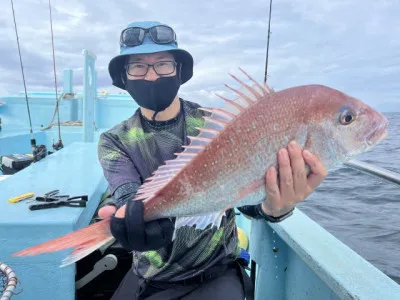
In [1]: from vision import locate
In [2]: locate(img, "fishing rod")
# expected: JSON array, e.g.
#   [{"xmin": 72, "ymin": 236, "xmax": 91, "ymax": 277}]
[
  {"xmin": 48, "ymin": 0, "xmax": 63, "ymax": 151},
  {"xmin": 10, "ymin": 0, "xmax": 47, "ymax": 162},
  {"xmin": 264, "ymin": 0, "xmax": 273, "ymax": 83},
  {"xmin": 10, "ymin": 0, "xmax": 33, "ymax": 142}
]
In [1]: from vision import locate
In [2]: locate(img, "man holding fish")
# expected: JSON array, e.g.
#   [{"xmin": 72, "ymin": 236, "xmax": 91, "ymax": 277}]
[
  {"xmin": 96, "ymin": 20, "xmax": 328, "ymax": 299},
  {"xmin": 13, "ymin": 19, "xmax": 388, "ymax": 300}
]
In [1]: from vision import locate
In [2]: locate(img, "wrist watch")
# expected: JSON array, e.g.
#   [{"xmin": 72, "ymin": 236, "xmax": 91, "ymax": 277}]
[{"xmin": 255, "ymin": 204, "xmax": 295, "ymax": 223}]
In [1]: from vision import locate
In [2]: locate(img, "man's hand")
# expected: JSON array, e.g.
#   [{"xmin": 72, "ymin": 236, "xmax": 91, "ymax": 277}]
[
  {"xmin": 98, "ymin": 205, "xmax": 117, "ymax": 219},
  {"xmin": 108, "ymin": 200, "xmax": 174, "ymax": 252},
  {"xmin": 98, "ymin": 203, "xmax": 127, "ymax": 220},
  {"xmin": 262, "ymin": 140, "xmax": 328, "ymax": 217},
  {"xmin": 98, "ymin": 200, "xmax": 174, "ymax": 252}
]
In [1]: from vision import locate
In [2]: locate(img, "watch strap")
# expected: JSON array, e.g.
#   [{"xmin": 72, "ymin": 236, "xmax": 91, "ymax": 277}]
[{"xmin": 255, "ymin": 204, "xmax": 295, "ymax": 223}]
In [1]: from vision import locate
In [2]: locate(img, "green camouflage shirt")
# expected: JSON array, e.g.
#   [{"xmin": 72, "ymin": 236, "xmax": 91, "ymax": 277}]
[{"xmin": 98, "ymin": 99, "xmax": 241, "ymax": 281}]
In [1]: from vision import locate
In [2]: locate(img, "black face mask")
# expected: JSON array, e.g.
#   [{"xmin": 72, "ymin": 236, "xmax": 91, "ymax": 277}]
[{"xmin": 125, "ymin": 75, "xmax": 181, "ymax": 114}]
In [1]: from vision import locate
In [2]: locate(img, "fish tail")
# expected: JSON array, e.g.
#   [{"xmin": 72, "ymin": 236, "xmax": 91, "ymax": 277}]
[
  {"xmin": 60, "ymin": 235, "xmax": 115, "ymax": 267},
  {"xmin": 12, "ymin": 218, "xmax": 115, "ymax": 267}
]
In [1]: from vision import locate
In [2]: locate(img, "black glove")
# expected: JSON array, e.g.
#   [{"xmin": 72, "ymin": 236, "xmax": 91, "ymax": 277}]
[{"xmin": 110, "ymin": 199, "xmax": 174, "ymax": 252}]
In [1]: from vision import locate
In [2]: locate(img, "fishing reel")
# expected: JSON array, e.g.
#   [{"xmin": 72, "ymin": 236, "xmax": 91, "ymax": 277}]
[
  {"xmin": 52, "ymin": 139, "xmax": 64, "ymax": 151},
  {"xmin": 31, "ymin": 139, "xmax": 47, "ymax": 162}
]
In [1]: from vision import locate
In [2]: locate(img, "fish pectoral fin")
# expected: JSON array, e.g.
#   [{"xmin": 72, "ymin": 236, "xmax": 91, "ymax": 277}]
[
  {"xmin": 171, "ymin": 178, "xmax": 267, "ymax": 240},
  {"xmin": 172, "ymin": 212, "xmax": 226, "ymax": 240}
]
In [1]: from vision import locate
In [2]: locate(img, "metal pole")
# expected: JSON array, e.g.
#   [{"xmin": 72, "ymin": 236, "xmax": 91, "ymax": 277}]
[{"xmin": 345, "ymin": 159, "xmax": 400, "ymax": 186}]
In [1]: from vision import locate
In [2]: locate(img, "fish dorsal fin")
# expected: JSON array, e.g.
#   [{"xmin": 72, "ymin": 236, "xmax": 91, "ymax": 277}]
[{"xmin": 135, "ymin": 68, "xmax": 274, "ymax": 202}]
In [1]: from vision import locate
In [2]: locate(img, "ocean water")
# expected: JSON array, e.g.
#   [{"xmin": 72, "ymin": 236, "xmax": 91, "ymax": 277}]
[{"xmin": 298, "ymin": 112, "xmax": 400, "ymax": 284}]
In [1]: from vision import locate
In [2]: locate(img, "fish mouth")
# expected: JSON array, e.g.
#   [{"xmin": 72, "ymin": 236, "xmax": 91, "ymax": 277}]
[{"xmin": 365, "ymin": 120, "xmax": 388, "ymax": 147}]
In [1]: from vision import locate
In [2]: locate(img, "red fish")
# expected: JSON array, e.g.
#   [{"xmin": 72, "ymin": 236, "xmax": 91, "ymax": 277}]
[{"xmin": 12, "ymin": 69, "xmax": 388, "ymax": 266}]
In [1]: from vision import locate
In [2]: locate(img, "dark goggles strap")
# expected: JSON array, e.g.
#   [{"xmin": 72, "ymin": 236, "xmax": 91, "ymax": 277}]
[{"xmin": 120, "ymin": 25, "xmax": 176, "ymax": 47}]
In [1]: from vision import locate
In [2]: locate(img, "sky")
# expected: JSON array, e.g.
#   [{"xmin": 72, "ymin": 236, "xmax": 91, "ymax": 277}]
[{"xmin": 0, "ymin": 0, "xmax": 399, "ymax": 112}]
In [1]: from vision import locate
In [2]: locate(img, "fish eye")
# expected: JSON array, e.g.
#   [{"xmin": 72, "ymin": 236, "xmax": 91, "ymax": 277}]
[{"xmin": 339, "ymin": 108, "xmax": 356, "ymax": 125}]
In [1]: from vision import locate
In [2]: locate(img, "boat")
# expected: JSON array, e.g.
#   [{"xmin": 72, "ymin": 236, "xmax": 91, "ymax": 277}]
[
  {"xmin": 2, "ymin": 0, "xmax": 400, "ymax": 297},
  {"xmin": 1, "ymin": 48, "xmax": 400, "ymax": 300}
]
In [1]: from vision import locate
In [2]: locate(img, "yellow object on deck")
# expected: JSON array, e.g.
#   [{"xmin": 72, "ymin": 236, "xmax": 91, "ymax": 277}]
[
  {"xmin": 237, "ymin": 227, "xmax": 249, "ymax": 251},
  {"xmin": 8, "ymin": 192, "xmax": 35, "ymax": 203}
]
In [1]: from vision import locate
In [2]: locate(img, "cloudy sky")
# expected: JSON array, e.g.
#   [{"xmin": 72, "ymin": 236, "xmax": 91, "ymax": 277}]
[{"xmin": 0, "ymin": 0, "xmax": 399, "ymax": 111}]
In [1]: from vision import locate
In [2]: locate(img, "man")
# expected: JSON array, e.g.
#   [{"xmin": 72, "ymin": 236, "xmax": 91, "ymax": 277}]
[{"xmin": 97, "ymin": 21, "xmax": 327, "ymax": 299}]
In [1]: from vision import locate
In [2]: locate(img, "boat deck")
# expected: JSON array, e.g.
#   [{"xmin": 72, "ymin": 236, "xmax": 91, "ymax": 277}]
[{"xmin": 0, "ymin": 142, "xmax": 107, "ymax": 300}]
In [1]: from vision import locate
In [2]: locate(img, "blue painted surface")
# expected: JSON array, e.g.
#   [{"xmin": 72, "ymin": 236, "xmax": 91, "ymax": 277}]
[
  {"xmin": 1, "ymin": 49, "xmax": 399, "ymax": 299},
  {"xmin": 0, "ymin": 131, "xmax": 46, "ymax": 156},
  {"xmin": 0, "ymin": 93, "xmax": 137, "ymax": 132},
  {"xmin": 63, "ymin": 69, "xmax": 73, "ymax": 94},
  {"xmin": 250, "ymin": 209, "xmax": 400, "ymax": 299},
  {"xmin": 0, "ymin": 95, "xmax": 137, "ymax": 140},
  {"xmin": 82, "ymin": 50, "xmax": 97, "ymax": 142},
  {"xmin": 0, "ymin": 94, "xmax": 78, "ymax": 129},
  {"xmin": 95, "ymin": 97, "xmax": 138, "ymax": 129},
  {"xmin": 0, "ymin": 142, "xmax": 107, "ymax": 300}
]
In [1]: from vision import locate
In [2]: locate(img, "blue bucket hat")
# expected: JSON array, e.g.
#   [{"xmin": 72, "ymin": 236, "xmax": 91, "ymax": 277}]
[{"xmin": 108, "ymin": 21, "xmax": 194, "ymax": 90}]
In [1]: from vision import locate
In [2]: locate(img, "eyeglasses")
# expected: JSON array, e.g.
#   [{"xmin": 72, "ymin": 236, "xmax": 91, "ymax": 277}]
[
  {"xmin": 120, "ymin": 25, "xmax": 177, "ymax": 47},
  {"xmin": 125, "ymin": 61, "xmax": 177, "ymax": 77}
]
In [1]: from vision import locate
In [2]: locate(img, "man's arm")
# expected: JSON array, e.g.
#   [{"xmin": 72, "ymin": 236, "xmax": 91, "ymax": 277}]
[
  {"xmin": 112, "ymin": 182, "xmax": 140, "ymax": 208},
  {"xmin": 97, "ymin": 132, "xmax": 174, "ymax": 251},
  {"xmin": 97, "ymin": 132, "xmax": 142, "ymax": 207}
]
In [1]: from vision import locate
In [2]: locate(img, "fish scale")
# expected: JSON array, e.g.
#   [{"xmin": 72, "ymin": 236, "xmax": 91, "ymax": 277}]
[
  {"xmin": 143, "ymin": 84, "xmax": 315, "ymax": 220},
  {"xmin": 11, "ymin": 69, "xmax": 388, "ymax": 267}
]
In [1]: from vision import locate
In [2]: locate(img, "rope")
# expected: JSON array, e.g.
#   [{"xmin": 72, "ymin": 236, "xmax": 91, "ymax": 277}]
[
  {"xmin": 39, "ymin": 92, "xmax": 65, "ymax": 131},
  {"xmin": 39, "ymin": 92, "xmax": 83, "ymax": 131},
  {"xmin": 0, "ymin": 262, "xmax": 18, "ymax": 300},
  {"xmin": 41, "ymin": 121, "xmax": 83, "ymax": 130}
]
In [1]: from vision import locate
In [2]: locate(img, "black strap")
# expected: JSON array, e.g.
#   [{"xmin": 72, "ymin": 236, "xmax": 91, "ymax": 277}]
[
  {"xmin": 251, "ymin": 260, "xmax": 256, "ymax": 295},
  {"xmin": 141, "ymin": 262, "xmax": 237, "ymax": 299},
  {"xmin": 115, "ymin": 261, "xmax": 252, "ymax": 300},
  {"xmin": 146, "ymin": 262, "xmax": 232, "ymax": 289},
  {"xmin": 236, "ymin": 261, "xmax": 255, "ymax": 300},
  {"xmin": 144, "ymin": 284, "xmax": 199, "ymax": 300}
]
